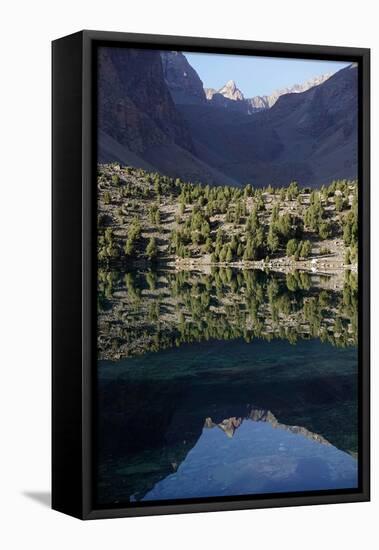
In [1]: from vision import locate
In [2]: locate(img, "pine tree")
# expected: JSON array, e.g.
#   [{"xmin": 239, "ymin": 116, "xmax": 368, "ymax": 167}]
[
  {"xmin": 243, "ymin": 239, "xmax": 254, "ymax": 261},
  {"xmin": 300, "ymin": 240, "xmax": 311, "ymax": 258},
  {"xmin": 146, "ymin": 237, "xmax": 157, "ymax": 260},
  {"xmin": 204, "ymin": 237, "xmax": 213, "ymax": 253},
  {"xmin": 286, "ymin": 239, "xmax": 298, "ymax": 258},
  {"xmin": 343, "ymin": 223, "xmax": 352, "ymax": 246},
  {"xmin": 319, "ymin": 221, "xmax": 331, "ymax": 240},
  {"xmin": 345, "ymin": 248, "xmax": 351, "ymax": 265},
  {"xmin": 267, "ymin": 226, "xmax": 279, "ymax": 253},
  {"xmin": 230, "ymin": 235, "xmax": 238, "ymax": 253},
  {"xmin": 124, "ymin": 238, "xmax": 134, "ymax": 257},
  {"xmin": 287, "ymin": 181, "xmax": 299, "ymax": 200},
  {"xmin": 335, "ymin": 195, "xmax": 344, "ymax": 212},
  {"xmin": 219, "ymin": 245, "xmax": 227, "ymax": 263}
]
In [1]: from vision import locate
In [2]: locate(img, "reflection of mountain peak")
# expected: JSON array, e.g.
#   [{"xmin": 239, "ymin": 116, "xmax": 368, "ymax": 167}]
[
  {"xmin": 204, "ymin": 416, "xmax": 242, "ymax": 437},
  {"xmin": 205, "ymin": 409, "xmax": 332, "ymax": 446},
  {"xmin": 98, "ymin": 344, "xmax": 357, "ymax": 505}
]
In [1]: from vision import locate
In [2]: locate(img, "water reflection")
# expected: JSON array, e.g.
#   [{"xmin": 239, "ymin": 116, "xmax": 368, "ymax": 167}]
[
  {"xmin": 96, "ymin": 336, "xmax": 358, "ymax": 506},
  {"xmin": 143, "ymin": 416, "xmax": 357, "ymax": 501},
  {"xmin": 97, "ymin": 268, "xmax": 358, "ymax": 361}
]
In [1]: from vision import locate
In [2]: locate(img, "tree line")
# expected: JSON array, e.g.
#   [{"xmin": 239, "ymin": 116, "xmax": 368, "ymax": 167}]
[{"xmin": 97, "ymin": 164, "xmax": 358, "ymax": 266}]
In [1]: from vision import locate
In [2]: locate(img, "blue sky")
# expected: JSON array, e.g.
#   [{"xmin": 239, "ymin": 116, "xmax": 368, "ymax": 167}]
[{"xmin": 184, "ymin": 52, "xmax": 351, "ymax": 97}]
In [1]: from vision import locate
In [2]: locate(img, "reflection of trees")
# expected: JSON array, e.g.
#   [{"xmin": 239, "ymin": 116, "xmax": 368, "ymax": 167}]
[{"xmin": 97, "ymin": 268, "xmax": 358, "ymax": 360}]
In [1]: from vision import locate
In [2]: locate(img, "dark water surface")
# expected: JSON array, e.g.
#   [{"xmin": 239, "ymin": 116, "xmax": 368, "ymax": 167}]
[{"xmin": 96, "ymin": 337, "xmax": 358, "ymax": 505}]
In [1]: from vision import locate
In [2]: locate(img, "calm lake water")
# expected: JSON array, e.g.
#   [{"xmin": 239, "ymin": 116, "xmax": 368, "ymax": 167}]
[{"xmin": 96, "ymin": 335, "xmax": 358, "ymax": 506}]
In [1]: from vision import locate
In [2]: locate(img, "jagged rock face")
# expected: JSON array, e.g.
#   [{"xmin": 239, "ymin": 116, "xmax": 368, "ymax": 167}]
[
  {"xmin": 97, "ymin": 47, "xmax": 241, "ymax": 185},
  {"xmin": 218, "ymin": 80, "xmax": 245, "ymax": 101},
  {"xmin": 204, "ymin": 87, "xmax": 217, "ymax": 100},
  {"xmin": 207, "ymin": 92, "xmax": 247, "ymax": 112},
  {"xmin": 97, "ymin": 47, "xmax": 194, "ymax": 154},
  {"xmin": 281, "ymin": 73, "xmax": 331, "ymax": 94},
  {"xmin": 247, "ymin": 96, "xmax": 269, "ymax": 111},
  {"xmin": 205, "ymin": 80, "xmax": 245, "ymax": 102},
  {"xmin": 205, "ymin": 74, "xmax": 331, "ymax": 113},
  {"xmin": 247, "ymin": 73, "xmax": 331, "ymax": 112},
  {"xmin": 160, "ymin": 51, "xmax": 206, "ymax": 105},
  {"xmin": 205, "ymin": 80, "xmax": 248, "ymax": 113},
  {"xmin": 266, "ymin": 65, "xmax": 357, "ymax": 139}
]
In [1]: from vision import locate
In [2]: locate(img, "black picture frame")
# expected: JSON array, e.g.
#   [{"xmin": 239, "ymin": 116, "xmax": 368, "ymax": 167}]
[{"xmin": 52, "ymin": 30, "xmax": 370, "ymax": 520}]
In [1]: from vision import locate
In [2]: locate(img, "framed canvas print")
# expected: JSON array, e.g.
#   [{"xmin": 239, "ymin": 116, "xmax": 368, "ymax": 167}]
[{"xmin": 52, "ymin": 30, "xmax": 370, "ymax": 519}]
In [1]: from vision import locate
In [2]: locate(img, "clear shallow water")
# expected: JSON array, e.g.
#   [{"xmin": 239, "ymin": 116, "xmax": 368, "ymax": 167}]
[{"xmin": 96, "ymin": 337, "xmax": 358, "ymax": 505}]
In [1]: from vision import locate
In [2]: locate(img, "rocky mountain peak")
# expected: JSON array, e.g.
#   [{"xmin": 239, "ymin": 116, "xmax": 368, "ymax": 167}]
[
  {"xmin": 285, "ymin": 73, "xmax": 331, "ymax": 94},
  {"xmin": 218, "ymin": 79, "xmax": 245, "ymax": 101},
  {"xmin": 247, "ymin": 73, "xmax": 332, "ymax": 112},
  {"xmin": 204, "ymin": 87, "xmax": 217, "ymax": 100},
  {"xmin": 226, "ymin": 79, "xmax": 237, "ymax": 89},
  {"xmin": 160, "ymin": 51, "xmax": 206, "ymax": 105}
]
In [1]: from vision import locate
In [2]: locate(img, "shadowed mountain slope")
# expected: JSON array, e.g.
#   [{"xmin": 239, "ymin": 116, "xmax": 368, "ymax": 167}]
[
  {"xmin": 98, "ymin": 47, "xmax": 237, "ymax": 185},
  {"xmin": 98, "ymin": 47, "xmax": 357, "ymax": 188},
  {"xmin": 161, "ymin": 51, "xmax": 207, "ymax": 105},
  {"xmin": 178, "ymin": 64, "xmax": 358, "ymax": 186}
]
